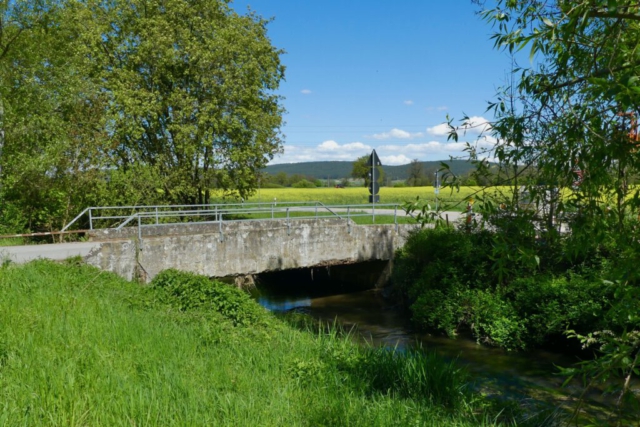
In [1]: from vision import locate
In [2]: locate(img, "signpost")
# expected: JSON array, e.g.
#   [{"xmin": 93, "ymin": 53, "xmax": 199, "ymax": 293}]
[{"xmin": 368, "ymin": 149, "xmax": 382, "ymax": 222}]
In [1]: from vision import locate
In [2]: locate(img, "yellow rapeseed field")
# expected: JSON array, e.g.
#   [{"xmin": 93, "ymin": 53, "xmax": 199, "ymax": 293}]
[{"xmin": 246, "ymin": 186, "xmax": 506, "ymax": 208}]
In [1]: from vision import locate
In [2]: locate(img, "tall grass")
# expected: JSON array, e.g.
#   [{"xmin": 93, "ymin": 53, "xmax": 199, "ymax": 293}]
[{"xmin": 0, "ymin": 261, "xmax": 511, "ymax": 426}]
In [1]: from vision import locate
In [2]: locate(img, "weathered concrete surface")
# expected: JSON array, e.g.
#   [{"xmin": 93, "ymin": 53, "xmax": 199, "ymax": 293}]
[{"xmin": 85, "ymin": 219, "xmax": 416, "ymax": 282}]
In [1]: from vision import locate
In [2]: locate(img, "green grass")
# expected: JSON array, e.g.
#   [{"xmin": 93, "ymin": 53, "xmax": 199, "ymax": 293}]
[
  {"xmin": 0, "ymin": 236, "xmax": 26, "ymax": 247},
  {"xmin": 226, "ymin": 210, "xmax": 418, "ymax": 225},
  {"xmin": 0, "ymin": 261, "xmax": 513, "ymax": 426}
]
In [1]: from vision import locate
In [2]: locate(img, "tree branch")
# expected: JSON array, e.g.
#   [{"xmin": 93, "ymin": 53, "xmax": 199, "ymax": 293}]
[{"xmin": 536, "ymin": 62, "xmax": 639, "ymax": 93}]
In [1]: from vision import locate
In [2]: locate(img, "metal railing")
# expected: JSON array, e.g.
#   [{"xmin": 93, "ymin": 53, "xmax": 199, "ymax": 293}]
[
  {"xmin": 111, "ymin": 203, "xmax": 412, "ymax": 242},
  {"xmin": 60, "ymin": 201, "xmax": 332, "ymax": 232}
]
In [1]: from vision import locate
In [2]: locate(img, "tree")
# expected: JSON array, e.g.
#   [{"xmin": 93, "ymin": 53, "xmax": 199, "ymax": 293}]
[
  {"xmin": 452, "ymin": 1, "xmax": 640, "ymax": 419},
  {"xmin": 406, "ymin": 159, "xmax": 426, "ymax": 187},
  {"xmin": 465, "ymin": 0, "xmax": 640, "ymax": 240},
  {"xmin": 351, "ymin": 154, "xmax": 384, "ymax": 187},
  {"xmin": 80, "ymin": 0, "xmax": 285, "ymax": 205},
  {"xmin": 0, "ymin": 0, "xmax": 112, "ymax": 231},
  {"xmin": 0, "ymin": 0, "xmax": 285, "ymax": 231}
]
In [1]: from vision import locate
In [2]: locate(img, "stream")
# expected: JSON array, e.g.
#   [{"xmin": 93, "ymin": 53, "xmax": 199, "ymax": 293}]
[{"xmin": 251, "ymin": 275, "xmax": 630, "ymax": 424}]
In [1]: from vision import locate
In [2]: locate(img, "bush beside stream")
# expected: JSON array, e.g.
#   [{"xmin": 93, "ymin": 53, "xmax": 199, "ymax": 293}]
[{"xmin": 392, "ymin": 227, "xmax": 616, "ymax": 351}]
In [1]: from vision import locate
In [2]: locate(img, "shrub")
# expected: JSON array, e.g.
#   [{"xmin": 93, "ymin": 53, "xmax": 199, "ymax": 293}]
[
  {"xmin": 511, "ymin": 274, "xmax": 611, "ymax": 346},
  {"xmin": 393, "ymin": 227, "xmax": 617, "ymax": 351},
  {"xmin": 151, "ymin": 269, "xmax": 267, "ymax": 326},
  {"xmin": 467, "ymin": 289, "xmax": 525, "ymax": 350},
  {"xmin": 291, "ymin": 179, "xmax": 316, "ymax": 188},
  {"xmin": 261, "ymin": 182, "xmax": 285, "ymax": 189}
]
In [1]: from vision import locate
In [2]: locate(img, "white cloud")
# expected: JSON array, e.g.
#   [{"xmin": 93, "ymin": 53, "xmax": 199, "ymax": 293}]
[
  {"xmin": 267, "ymin": 119, "xmax": 499, "ymax": 165},
  {"xmin": 426, "ymin": 123, "xmax": 450, "ymax": 137},
  {"xmin": 404, "ymin": 100, "xmax": 414, "ymax": 106},
  {"xmin": 465, "ymin": 116, "xmax": 492, "ymax": 134},
  {"xmin": 371, "ymin": 128, "xmax": 424, "ymax": 140},
  {"xmin": 426, "ymin": 116, "xmax": 492, "ymax": 137},
  {"xmin": 437, "ymin": 106, "xmax": 448, "ymax": 111},
  {"xmin": 317, "ymin": 140, "xmax": 371, "ymax": 152},
  {"xmin": 270, "ymin": 142, "xmax": 371, "ymax": 164},
  {"xmin": 301, "ymin": 89, "xmax": 312, "ymax": 95},
  {"xmin": 380, "ymin": 154, "xmax": 412, "ymax": 165}
]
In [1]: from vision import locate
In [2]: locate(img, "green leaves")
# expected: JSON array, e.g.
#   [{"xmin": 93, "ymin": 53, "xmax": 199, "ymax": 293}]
[{"xmin": 0, "ymin": 0, "xmax": 286, "ymax": 231}]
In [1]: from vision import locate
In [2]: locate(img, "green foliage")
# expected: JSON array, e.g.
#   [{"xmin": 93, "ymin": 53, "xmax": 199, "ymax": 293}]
[
  {"xmin": 351, "ymin": 154, "xmax": 385, "ymax": 187},
  {"xmin": 0, "ymin": 0, "xmax": 285, "ymax": 231},
  {"xmin": 467, "ymin": 289, "xmax": 525, "ymax": 350},
  {"xmin": 291, "ymin": 179, "xmax": 316, "ymax": 188},
  {"xmin": 448, "ymin": 2, "xmax": 640, "ymax": 420},
  {"xmin": 393, "ymin": 228, "xmax": 616, "ymax": 351},
  {"xmin": 151, "ymin": 269, "xmax": 267, "ymax": 326}
]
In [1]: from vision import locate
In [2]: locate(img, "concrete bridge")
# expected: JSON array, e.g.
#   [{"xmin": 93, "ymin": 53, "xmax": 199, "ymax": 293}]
[{"xmin": 1, "ymin": 215, "xmax": 417, "ymax": 285}]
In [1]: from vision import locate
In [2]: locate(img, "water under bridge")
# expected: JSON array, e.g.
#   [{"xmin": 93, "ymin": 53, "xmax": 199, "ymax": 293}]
[{"xmin": 0, "ymin": 202, "xmax": 432, "ymax": 285}]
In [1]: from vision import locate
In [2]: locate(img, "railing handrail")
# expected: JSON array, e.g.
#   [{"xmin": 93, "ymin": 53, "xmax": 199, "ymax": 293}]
[
  {"xmin": 111, "ymin": 202, "xmax": 410, "ymax": 230},
  {"xmin": 61, "ymin": 201, "xmax": 328, "ymax": 231}
]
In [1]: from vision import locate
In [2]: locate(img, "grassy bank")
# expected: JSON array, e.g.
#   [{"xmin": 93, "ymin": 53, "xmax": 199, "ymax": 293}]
[{"xmin": 0, "ymin": 260, "xmax": 513, "ymax": 426}]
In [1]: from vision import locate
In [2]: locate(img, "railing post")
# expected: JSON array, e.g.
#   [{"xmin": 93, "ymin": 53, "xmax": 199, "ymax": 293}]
[
  {"xmin": 315, "ymin": 202, "xmax": 318, "ymax": 219},
  {"xmin": 137, "ymin": 214, "xmax": 142, "ymax": 246},
  {"xmin": 88, "ymin": 209, "xmax": 93, "ymax": 230},
  {"xmin": 218, "ymin": 210, "xmax": 224, "ymax": 242},
  {"xmin": 155, "ymin": 207, "xmax": 159, "ymax": 225},
  {"xmin": 394, "ymin": 205, "xmax": 398, "ymax": 232},
  {"xmin": 271, "ymin": 203, "xmax": 274, "ymax": 219},
  {"xmin": 286, "ymin": 208, "xmax": 290, "ymax": 235},
  {"xmin": 347, "ymin": 207, "xmax": 351, "ymax": 234}
]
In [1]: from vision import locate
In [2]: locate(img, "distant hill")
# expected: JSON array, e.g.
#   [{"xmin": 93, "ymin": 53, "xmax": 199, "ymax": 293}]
[{"xmin": 264, "ymin": 160, "xmax": 476, "ymax": 181}]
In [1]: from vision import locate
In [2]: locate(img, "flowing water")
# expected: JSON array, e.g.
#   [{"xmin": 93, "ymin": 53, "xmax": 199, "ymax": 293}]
[{"xmin": 252, "ymin": 275, "xmax": 630, "ymax": 422}]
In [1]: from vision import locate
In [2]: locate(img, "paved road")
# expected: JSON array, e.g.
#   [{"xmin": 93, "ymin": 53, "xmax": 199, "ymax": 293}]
[{"xmin": 0, "ymin": 241, "xmax": 101, "ymax": 264}]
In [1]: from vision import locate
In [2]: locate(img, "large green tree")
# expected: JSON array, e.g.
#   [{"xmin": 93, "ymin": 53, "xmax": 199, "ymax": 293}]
[
  {"xmin": 80, "ymin": 0, "xmax": 285, "ymax": 205},
  {"xmin": 0, "ymin": 0, "xmax": 285, "ymax": 231},
  {"xmin": 465, "ymin": 0, "xmax": 640, "ymax": 241}
]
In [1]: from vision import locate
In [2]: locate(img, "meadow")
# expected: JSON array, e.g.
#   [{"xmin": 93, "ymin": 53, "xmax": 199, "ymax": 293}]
[{"xmin": 0, "ymin": 260, "xmax": 519, "ymax": 426}]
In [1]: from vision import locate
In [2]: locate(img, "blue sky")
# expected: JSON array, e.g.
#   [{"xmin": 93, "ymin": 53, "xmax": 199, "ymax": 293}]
[{"xmin": 231, "ymin": 1, "xmax": 512, "ymax": 165}]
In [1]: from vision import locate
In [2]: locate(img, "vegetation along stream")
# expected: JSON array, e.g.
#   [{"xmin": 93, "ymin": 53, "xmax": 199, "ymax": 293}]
[{"xmin": 252, "ymin": 265, "xmax": 637, "ymax": 425}]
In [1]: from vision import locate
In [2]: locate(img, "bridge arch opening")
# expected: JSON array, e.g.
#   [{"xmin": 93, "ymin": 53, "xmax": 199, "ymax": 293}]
[{"xmin": 251, "ymin": 260, "xmax": 392, "ymax": 312}]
